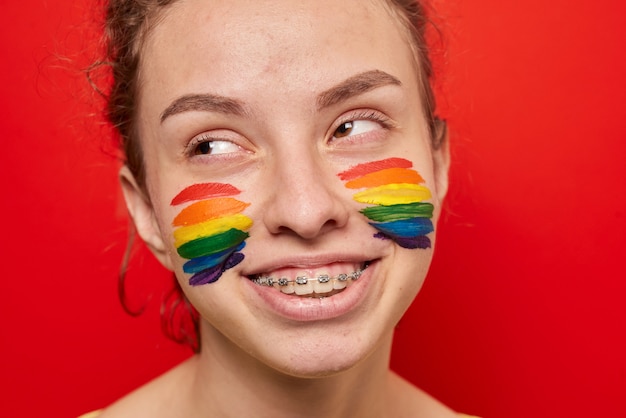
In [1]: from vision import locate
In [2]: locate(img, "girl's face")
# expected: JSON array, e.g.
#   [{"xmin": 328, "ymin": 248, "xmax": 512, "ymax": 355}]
[{"xmin": 123, "ymin": 0, "xmax": 448, "ymax": 377}]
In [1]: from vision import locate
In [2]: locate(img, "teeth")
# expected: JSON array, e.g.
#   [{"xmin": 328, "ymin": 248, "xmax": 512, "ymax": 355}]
[
  {"xmin": 312, "ymin": 273, "xmax": 333, "ymax": 294},
  {"xmin": 278, "ymin": 278, "xmax": 295, "ymax": 294},
  {"xmin": 251, "ymin": 263, "xmax": 370, "ymax": 297},
  {"xmin": 294, "ymin": 278, "xmax": 313, "ymax": 295},
  {"xmin": 333, "ymin": 279, "xmax": 348, "ymax": 290}
]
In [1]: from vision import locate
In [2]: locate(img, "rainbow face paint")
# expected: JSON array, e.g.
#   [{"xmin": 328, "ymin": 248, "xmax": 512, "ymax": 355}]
[
  {"xmin": 170, "ymin": 183, "xmax": 253, "ymax": 286},
  {"xmin": 338, "ymin": 158, "xmax": 434, "ymax": 249}
]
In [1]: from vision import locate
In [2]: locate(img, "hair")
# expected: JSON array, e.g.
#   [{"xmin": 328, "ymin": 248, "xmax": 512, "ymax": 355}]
[{"xmin": 98, "ymin": 0, "xmax": 445, "ymax": 352}]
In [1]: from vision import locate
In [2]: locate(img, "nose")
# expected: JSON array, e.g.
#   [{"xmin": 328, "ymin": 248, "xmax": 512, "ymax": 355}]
[{"xmin": 262, "ymin": 152, "xmax": 349, "ymax": 240}]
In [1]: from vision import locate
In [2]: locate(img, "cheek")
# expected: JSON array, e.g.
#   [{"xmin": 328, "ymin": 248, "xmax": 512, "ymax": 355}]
[
  {"xmin": 337, "ymin": 157, "xmax": 434, "ymax": 249},
  {"xmin": 169, "ymin": 183, "xmax": 253, "ymax": 286}
]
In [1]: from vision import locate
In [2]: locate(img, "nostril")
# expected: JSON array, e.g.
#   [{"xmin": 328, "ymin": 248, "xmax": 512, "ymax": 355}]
[
  {"xmin": 261, "ymin": 157, "xmax": 350, "ymax": 239},
  {"xmin": 264, "ymin": 193, "xmax": 349, "ymax": 239}
]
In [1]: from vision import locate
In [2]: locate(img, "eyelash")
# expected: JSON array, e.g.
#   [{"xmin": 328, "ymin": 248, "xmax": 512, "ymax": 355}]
[
  {"xmin": 184, "ymin": 109, "xmax": 393, "ymax": 157},
  {"xmin": 186, "ymin": 134, "xmax": 242, "ymax": 157},
  {"xmin": 331, "ymin": 110, "xmax": 393, "ymax": 141}
]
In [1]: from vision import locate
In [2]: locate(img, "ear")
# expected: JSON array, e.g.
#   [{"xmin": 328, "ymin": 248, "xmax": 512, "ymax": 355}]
[
  {"xmin": 431, "ymin": 119, "xmax": 450, "ymax": 204},
  {"xmin": 119, "ymin": 165, "xmax": 174, "ymax": 271}
]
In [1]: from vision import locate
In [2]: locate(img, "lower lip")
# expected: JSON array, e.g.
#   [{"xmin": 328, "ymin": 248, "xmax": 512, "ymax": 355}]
[{"xmin": 243, "ymin": 261, "xmax": 377, "ymax": 322}]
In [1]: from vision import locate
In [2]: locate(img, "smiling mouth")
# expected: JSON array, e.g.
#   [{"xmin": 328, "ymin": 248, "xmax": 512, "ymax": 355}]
[{"xmin": 249, "ymin": 261, "xmax": 371, "ymax": 298}]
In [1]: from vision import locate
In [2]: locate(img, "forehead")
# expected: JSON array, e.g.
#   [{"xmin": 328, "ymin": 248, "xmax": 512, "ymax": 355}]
[{"xmin": 139, "ymin": 0, "xmax": 417, "ymax": 116}]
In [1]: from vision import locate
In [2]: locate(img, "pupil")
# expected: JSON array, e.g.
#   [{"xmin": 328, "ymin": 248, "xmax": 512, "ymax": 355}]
[
  {"xmin": 336, "ymin": 121, "xmax": 353, "ymax": 137},
  {"xmin": 197, "ymin": 141, "xmax": 212, "ymax": 155}
]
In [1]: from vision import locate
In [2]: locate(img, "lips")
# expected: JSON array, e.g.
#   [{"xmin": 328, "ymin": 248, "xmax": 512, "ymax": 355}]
[
  {"xmin": 243, "ymin": 258, "xmax": 378, "ymax": 322},
  {"xmin": 249, "ymin": 261, "xmax": 370, "ymax": 298}
]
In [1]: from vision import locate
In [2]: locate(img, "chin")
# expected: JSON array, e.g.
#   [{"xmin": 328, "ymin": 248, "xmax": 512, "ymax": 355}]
[
  {"xmin": 267, "ymin": 354, "xmax": 370, "ymax": 381},
  {"xmin": 254, "ymin": 323, "xmax": 390, "ymax": 380}
]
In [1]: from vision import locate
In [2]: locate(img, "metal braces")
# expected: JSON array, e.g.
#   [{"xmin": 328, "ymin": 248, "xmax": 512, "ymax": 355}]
[{"xmin": 253, "ymin": 267, "xmax": 365, "ymax": 287}]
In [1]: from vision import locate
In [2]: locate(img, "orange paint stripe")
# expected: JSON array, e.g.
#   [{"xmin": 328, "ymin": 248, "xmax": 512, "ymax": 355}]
[
  {"xmin": 338, "ymin": 158, "xmax": 413, "ymax": 181},
  {"xmin": 345, "ymin": 167, "xmax": 424, "ymax": 189},
  {"xmin": 172, "ymin": 198, "xmax": 250, "ymax": 227}
]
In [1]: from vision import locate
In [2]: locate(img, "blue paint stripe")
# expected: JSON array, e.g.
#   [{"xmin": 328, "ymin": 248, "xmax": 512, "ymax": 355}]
[
  {"xmin": 183, "ymin": 242, "xmax": 246, "ymax": 274},
  {"xmin": 371, "ymin": 217, "xmax": 434, "ymax": 238}
]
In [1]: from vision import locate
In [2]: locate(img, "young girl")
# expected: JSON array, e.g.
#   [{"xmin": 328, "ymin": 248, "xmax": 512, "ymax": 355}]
[{"xmin": 87, "ymin": 0, "xmax": 477, "ymax": 416}]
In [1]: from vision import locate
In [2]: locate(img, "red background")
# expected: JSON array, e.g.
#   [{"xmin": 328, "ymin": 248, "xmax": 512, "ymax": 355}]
[{"xmin": 1, "ymin": 1, "xmax": 625, "ymax": 417}]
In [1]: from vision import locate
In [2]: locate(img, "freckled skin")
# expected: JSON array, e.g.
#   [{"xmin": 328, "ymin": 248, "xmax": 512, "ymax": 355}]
[
  {"xmin": 140, "ymin": 0, "xmax": 440, "ymax": 386},
  {"xmin": 114, "ymin": 0, "xmax": 453, "ymax": 417}
]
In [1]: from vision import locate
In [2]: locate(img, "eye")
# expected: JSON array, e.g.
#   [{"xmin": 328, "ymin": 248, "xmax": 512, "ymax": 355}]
[
  {"xmin": 190, "ymin": 136, "xmax": 242, "ymax": 156},
  {"xmin": 330, "ymin": 109, "xmax": 394, "ymax": 144},
  {"xmin": 333, "ymin": 120, "xmax": 381, "ymax": 139}
]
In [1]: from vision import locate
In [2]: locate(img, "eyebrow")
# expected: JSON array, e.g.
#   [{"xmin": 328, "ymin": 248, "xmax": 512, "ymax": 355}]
[
  {"xmin": 316, "ymin": 70, "xmax": 402, "ymax": 110},
  {"xmin": 160, "ymin": 70, "xmax": 401, "ymax": 123},
  {"xmin": 160, "ymin": 93, "xmax": 247, "ymax": 123}
]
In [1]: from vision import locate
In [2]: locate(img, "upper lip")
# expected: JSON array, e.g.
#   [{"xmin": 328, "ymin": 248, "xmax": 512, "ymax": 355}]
[{"xmin": 241, "ymin": 252, "xmax": 376, "ymax": 276}]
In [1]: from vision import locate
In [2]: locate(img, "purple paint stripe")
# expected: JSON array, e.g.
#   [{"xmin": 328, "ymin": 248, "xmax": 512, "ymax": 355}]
[
  {"xmin": 188, "ymin": 252, "xmax": 245, "ymax": 286},
  {"xmin": 224, "ymin": 252, "xmax": 245, "ymax": 270},
  {"xmin": 373, "ymin": 232, "xmax": 431, "ymax": 249},
  {"xmin": 189, "ymin": 264, "xmax": 223, "ymax": 286}
]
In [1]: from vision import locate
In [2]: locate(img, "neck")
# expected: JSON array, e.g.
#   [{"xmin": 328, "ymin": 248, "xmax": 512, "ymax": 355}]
[{"xmin": 186, "ymin": 320, "xmax": 396, "ymax": 418}]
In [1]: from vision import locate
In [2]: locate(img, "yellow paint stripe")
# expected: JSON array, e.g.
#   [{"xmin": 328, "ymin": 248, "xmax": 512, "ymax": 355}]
[
  {"xmin": 174, "ymin": 214, "xmax": 253, "ymax": 247},
  {"xmin": 353, "ymin": 183, "xmax": 431, "ymax": 205}
]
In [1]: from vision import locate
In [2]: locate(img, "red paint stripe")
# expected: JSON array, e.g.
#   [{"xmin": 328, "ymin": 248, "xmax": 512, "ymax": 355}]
[
  {"xmin": 337, "ymin": 158, "xmax": 413, "ymax": 181},
  {"xmin": 171, "ymin": 183, "xmax": 241, "ymax": 206}
]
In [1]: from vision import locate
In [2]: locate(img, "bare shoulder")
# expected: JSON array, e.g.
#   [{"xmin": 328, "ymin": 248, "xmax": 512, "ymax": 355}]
[
  {"xmin": 98, "ymin": 357, "xmax": 197, "ymax": 418},
  {"xmin": 387, "ymin": 371, "xmax": 460, "ymax": 418}
]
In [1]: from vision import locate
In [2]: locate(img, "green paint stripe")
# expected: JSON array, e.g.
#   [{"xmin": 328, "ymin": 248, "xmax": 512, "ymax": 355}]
[
  {"xmin": 360, "ymin": 202, "xmax": 433, "ymax": 222},
  {"xmin": 177, "ymin": 228, "xmax": 249, "ymax": 259}
]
